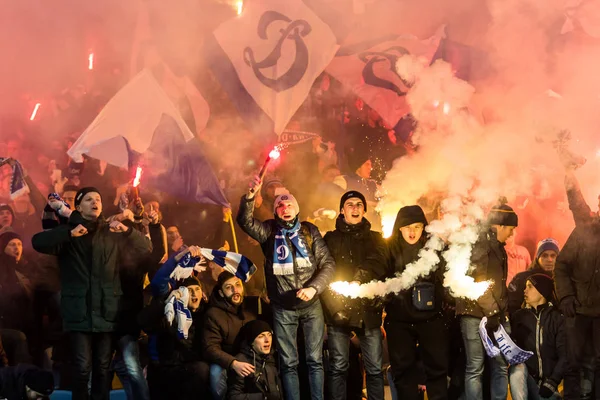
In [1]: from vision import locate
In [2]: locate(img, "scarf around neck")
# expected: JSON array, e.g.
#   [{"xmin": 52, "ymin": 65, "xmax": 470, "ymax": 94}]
[{"xmin": 273, "ymin": 218, "xmax": 311, "ymax": 276}]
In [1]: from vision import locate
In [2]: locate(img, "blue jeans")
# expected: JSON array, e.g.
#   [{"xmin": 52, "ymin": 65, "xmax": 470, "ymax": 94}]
[
  {"xmin": 461, "ymin": 316, "xmax": 509, "ymax": 400},
  {"xmin": 113, "ymin": 335, "xmax": 150, "ymax": 400},
  {"xmin": 509, "ymin": 363, "xmax": 561, "ymax": 400},
  {"xmin": 272, "ymin": 299, "xmax": 325, "ymax": 400},
  {"xmin": 209, "ymin": 363, "xmax": 228, "ymax": 400},
  {"xmin": 327, "ymin": 325, "xmax": 384, "ymax": 400}
]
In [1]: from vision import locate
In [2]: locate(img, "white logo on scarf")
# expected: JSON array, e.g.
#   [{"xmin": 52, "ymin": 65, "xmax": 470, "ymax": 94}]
[{"xmin": 276, "ymin": 245, "xmax": 290, "ymax": 261}]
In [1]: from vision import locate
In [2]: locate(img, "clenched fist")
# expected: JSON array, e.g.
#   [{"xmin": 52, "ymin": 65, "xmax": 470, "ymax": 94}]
[
  {"xmin": 71, "ymin": 224, "xmax": 88, "ymax": 237},
  {"xmin": 109, "ymin": 221, "xmax": 129, "ymax": 233}
]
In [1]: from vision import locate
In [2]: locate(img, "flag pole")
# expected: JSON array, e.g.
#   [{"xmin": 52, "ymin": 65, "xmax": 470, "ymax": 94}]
[{"xmin": 225, "ymin": 210, "xmax": 239, "ymax": 253}]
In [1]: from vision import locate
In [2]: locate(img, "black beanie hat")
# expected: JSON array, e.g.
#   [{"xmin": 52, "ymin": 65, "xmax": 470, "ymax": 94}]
[
  {"xmin": 0, "ymin": 203, "xmax": 15, "ymax": 220},
  {"xmin": 245, "ymin": 319, "xmax": 272, "ymax": 344},
  {"xmin": 0, "ymin": 231, "xmax": 21, "ymax": 252},
  {"xmin": 348, "ymin": 151, "xmax": 371, "ymax": 173},
  {"xmin": 217, "ymin": 270, "xmax": 236, "ymax": 291},
  {"xmin": 75, "ymin": 187, "xmax": 101, "ymax": 207},
  {"xmin": 527, "ymin": 274, "xmax": 556, "ymax": 303},
  {"xmin": 24, "ymin": 368, "xmax": 54, "ymax": 396},
  {"xmin": 394, "ymin": 205, "xmax": 427, "ymax": 229},
  {"xmin": 339, "ymin": 190, "xmax": 368, "ymax": 212},
  {"xmin": 487, "ymin": 199, "xmax": 518, "ymax": 227}
]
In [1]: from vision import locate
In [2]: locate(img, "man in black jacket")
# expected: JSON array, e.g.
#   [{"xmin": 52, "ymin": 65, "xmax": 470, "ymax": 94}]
[
  {"xmin": 31, "ymin": 187, "xmax": 151, "ymax": 400},
  {"xmin": 237, "ymin": 176, "xmax": 335, "ymax": 400},
  {"xmin": 0, "ymin": 364, "xmax": 54, "ymax": 400},
  {"xmin": 322, "ymin": 191, "xmax": 387, "ymax": 400},
  {"xmin": 456, "ymin": 202, "xmax": 518, "ymax": 400}
]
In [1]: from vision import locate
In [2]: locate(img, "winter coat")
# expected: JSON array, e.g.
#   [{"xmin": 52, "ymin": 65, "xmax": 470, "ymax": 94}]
[
  {"xmin": 0, "ymin": 254, "xmax": 33, "ymax": 332},
  {"xmin": 236, "ymin": 196, "xmax": 335, "ymax": 310},
  {"xmin": 202, "ymin": 290, "xmax": 255, "ymax": 369},
  {"xmin": 554, "ymin": 221, "xmax": 600, "ymax": 317},
  {"xmin": 227, "ymin": 344, "xmax": 282, "ymax": 400},
  {"xmin": 507, "ymin": 262, "xmax": 551, "ymax": 316},
  {"xmin": 456, "ymin": 228, "xmax": 509, "ymax": 318},
  {"xmin": 0, "ymin": 364, "xmax": 47, "ymax": 400},
  {"xmin": 511, "ymin": 303, "xmax": 566, "ymax": 385},
  {"xmin": 31, "ymin": 211, "xmax": 151, "ymax": 332},
  {"xmin": 322, "ymin": 216, "xmax": 387, "ymax": 329}
]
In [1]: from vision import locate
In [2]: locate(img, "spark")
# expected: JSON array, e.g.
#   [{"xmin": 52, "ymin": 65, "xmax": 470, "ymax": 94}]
[
  {"xmin": 29, "ymin": 103, "xmax": 41, "ymax": 121},
  {"xmin": 133, "ymin": 166, "xmax": 143, "ymax": 187},
  {"xmin": 88, "ymin": 52, "xmax": 94, "ymax": 70}
]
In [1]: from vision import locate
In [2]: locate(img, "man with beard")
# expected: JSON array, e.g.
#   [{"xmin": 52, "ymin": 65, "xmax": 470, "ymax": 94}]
[
  {"xmin": 203, "ymin": 271, "xmax": 255, "ymax": 400},
  {"xmin": 322, "ymin": 191, "xmax": 387, "ymax": 400},
  {"xmin": 237, "ymin": 176, "xmax": 335, "ymax": 400}
]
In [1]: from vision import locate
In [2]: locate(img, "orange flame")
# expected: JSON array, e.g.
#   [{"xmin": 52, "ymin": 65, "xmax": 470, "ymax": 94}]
[
  {"xmin": 133, "ymin": 166, "xmax": 143, "ymax": 187},
  {"xmin": 269, "ymin": 148, "xmax": 281, "ymax": 159}
]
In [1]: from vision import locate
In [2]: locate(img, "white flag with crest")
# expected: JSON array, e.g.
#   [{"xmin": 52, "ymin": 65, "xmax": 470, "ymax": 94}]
[{"xmin": 213, "ymin": 0, "xmax": 339, "ymax": 134}]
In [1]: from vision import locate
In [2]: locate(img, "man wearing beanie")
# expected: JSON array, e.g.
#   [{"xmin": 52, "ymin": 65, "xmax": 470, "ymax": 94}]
[
  {"xmin": 321, "ymin": 191, "xmax": 387, "ymax": 400},
  {"xmin": 342, "ymin": 154, "xmax": 382, "ymax": 232},
  {"xmin": 508, "ymin": 238, "xmax": 560, "ymax": 316},
  {"xmin": 0, "ymin": 364, "xmax": 54, "ymax": 399},
  {"xmin": 227, "ymin": 319, "xmax": 283, "ymax": 400},
  {"xmin": 144, "ymin": 246, "xmax": 209, "ymax": 399},
  {"xmin": 202, "ymin": 270, "xmax": 256, "ymax": 400},
  {"xmin": 456, "ymin": 200, "xmax": 519, "ymax": 400},
  {"xmin": 555, "ymin": 202, "xmax": 600, "ymax": 399},
  {"xmin": 509, "ymin": 274, "xmax": 565, "ymax": 400},
  {"xmin": 32, "ymin": 187, "xmax": 151, "ymax": 400},
  {"xmin": 237, "ymin": 175, "xmax": 335, "ymax": 400}
]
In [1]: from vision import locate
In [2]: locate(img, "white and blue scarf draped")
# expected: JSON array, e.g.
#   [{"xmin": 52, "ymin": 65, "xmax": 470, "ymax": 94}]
[
  {"xmin": 479, "ymin": 317, "xmax": 533, "ymax": 364},
  {"xmin": 0, "ymin": 158, "xmax": 28, "ymax": 199},
  {"xmin": 164, "ymin": 287, "xmax": 193, "ymax": 339},
  {"xmin": 273, "ymin": 220, "xmax": 312, "ymax": 276}
]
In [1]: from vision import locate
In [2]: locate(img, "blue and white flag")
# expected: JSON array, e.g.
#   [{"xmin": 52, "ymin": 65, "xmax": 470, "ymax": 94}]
[
  {"xmin": 164, "ymin": 286, "xmax": 193, "ymax": 339},
  {"xmin": 212, "ymin": 0, "xmax": 339, "ymax": 135},
  {"xmin": 479, "ymin": 317, "xmax": 533, "ymax": 365},
  {"xmin": 0, "ymin": 158, "xmax": 29, "ymax": 199},
  {"xmin": 200, "ymin": 248, "xmax": 257, "ymax": 283}
]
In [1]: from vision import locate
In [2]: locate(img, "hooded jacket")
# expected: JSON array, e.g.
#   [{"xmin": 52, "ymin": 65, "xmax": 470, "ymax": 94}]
[
  {"xmin": 511, "ymin": 303, "xmax": 566, "ymax": 386},
  {"xmin": 0, "ymin": 253, "xmax": 33, "ymax": 332},
  {"xmin": 322, "ymin": 216, "xmax": 387, "ymax": 329},
  {"xmin": 236, "ymin": 196, "xmax": 335, "ymax": 310},
  {"xmin": 507, "ymin": 261, "xmax": 552, "ymax": 316},
  {"xmin": 202, "ymin": 289, "xmax": 255, "ymax": 369},
  {"xmin": 227, "ymin": 343, "xmax": 282, "ymax": 400},
  {"xmin": 31, "ymin": 211, "xmax": 151, "ymax": 332},
  {"xmin": 456, "ymin": 228, "xmax": 509, "ymax": 318}
]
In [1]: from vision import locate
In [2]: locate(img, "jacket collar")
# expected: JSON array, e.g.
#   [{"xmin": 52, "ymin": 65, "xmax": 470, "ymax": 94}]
[{"xmin": 334, "ymin": 215, "xmax": 371, "ymax": 235}]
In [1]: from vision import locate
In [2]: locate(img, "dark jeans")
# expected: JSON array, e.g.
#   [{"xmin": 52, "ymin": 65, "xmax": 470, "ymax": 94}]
[
  {"xmin": 385, "ymin": 316, "xmax": 449, "ymax": 400},
  {"xmin": 272, "ymin": 299, "xmax": 325, "ymax": 400},
  {"xmin": 564, "ymin": 314, "xmax": 600, "ymax": 400},
  {"xmin": 113, "ymin": 335, "xmax": 150, "ymax": 400},
  {"xmin": 327, "ymin": 325, "xmax": 384, "ymax": 400},
  {"xmin": 0, "ymin": 329, "xmax": 31, "ymax": 365},
  {"xmin": 70, "ymin": 332, "xmax": 114, "ymax": 400}
]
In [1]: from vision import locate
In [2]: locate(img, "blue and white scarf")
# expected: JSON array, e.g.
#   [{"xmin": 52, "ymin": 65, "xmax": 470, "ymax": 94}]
[
  {"xmin": 479, "ymin": 317, "xmax": 533, "ymax": 365},
  {"xmin": 0, "ymin": 158, "xmax": 28, "ymax": 199},
  {"xmin": 164, "ymin": 287, "xmax": 193, "ymax": 339},
  {"xmin": 273, "ymin": 220, "xmax": 312, "ymax": 276}
]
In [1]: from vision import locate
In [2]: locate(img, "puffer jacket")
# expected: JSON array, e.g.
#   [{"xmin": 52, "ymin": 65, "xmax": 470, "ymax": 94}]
[
  {"xmin": 202, "ymin": 290, "xmax": 255, "ymax": 369},
  {"xmin": 31, "ymin": 211, "xmax": 151, "ymax": 332},
  {"xmin": 322, "ymin": 216, "xmax": 388, "ymax": 329},
  {"xmin": 511, "ymin": 303, "xmax": 566, "ymax": 386},
  {"xmin": 554, "ymin": 220, "xmax": 600, "ymax": 317},
  {"xmin": 236, "ymin": 196, "xmax": 336, "ymax": 310},
  {"xmin": 456, "ymin": 228, "xmax": 509, "ymax": 318},
  {"xmin": 227, "ymin": 344, "xmax": 282, "ymax": 400}
]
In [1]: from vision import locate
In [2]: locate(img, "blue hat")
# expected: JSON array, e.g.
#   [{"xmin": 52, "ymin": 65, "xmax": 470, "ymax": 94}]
[{"xmin": 535, "ymin": 238, "xmax": 560, "ymax": 260}]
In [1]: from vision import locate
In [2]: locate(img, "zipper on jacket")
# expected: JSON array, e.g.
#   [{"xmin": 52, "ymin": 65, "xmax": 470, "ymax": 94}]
[
  {"xmin": 286, "ymin": 237, "xmax": 300, "ymax": 289},
  {"xmin": 535, "ymin": 309, "xmax": 543, "ymax": 384}
]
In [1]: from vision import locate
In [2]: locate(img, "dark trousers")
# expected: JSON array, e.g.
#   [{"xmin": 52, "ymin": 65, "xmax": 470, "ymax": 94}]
[
  {"xmin": 70, "ymin": 332, "xmax": 113, "ymax": 400},
  {"xmin": 147, "ymin": 361, "xmax": 209, "ymax": 400},
  {"xmin": 385, "ymin": 316, "xmax": 449, "ymax": 400},
  {"xmin": 564, "ymin": 315, "xmax": 600, "ymax": 400}
]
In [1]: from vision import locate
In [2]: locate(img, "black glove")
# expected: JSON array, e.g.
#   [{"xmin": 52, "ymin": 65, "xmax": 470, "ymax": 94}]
[
  {"xmin": 486, "ymin": 314, "xmax": 501, "ymax": 336},
  {"xmin": 539, "ymin": 378, "xmax": 558, "ymax": 398},
  {"xmin": 560, "ymin": 295, "xmax": 579, "ymax": 318}
]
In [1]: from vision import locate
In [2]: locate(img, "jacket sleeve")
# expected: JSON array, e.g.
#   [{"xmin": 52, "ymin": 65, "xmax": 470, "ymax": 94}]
[
  {"xmin": 565, "ymin": 172, "xmax": 592, "ymax": 226},
  {"xmin": 355, "ymin": 233, "xmax": 390, "ymax": 283},
  {"xmin": 31, "ymin": 224, "xmax": 72, "ymax": 256},
  {"xmin": 554, "ymin": 230, "xmax": 579, "ymax": 301},
  {"xmin": 202, "ymin": 311, "xmax": 236, "ymax": 369},
  {"xmin": 305, "ymin": 225, "xmax": 336, "ymax": 295},
  {"xmin": 236, "ymin": 195, "xmax": 272, "ymax": 244},
  {"xmin": 148, "ymin": 223, "xmax": 167, "ymax": 267},
  {"xmin": 507, "ymin": 273, "xmax": 526, "ymax": 316},
  {"xmin": 124, "ymin": 225, "xmax": 152, "ymax": 256},
  {"xmin": 150, "ymin": 255, "xmax": 179, "ymax": 297},
  {"xmin": 471, "ymin": 242, "xmax": 501, "ymax": 317},
  {"xmin": 24, "ymin": 175, "xmax": 47, "ymax": 215},
  {"xmin": 227, "ymin": 371, "xmax": 264, "ymax": 400},
  {"xmin": 550, "ymin": 312, "xmax": 567, "ymax": 384}
]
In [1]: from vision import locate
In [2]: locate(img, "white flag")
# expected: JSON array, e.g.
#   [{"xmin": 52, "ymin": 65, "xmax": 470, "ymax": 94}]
[{"xmin": 213, "ymin": 0, "xmax": 339, "ymax": 134}]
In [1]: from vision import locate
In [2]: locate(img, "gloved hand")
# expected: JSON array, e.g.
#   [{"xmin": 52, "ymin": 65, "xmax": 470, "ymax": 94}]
[
  {"xmin": 539, "ymin": 378, "xmax": 558, "ymax": 398},
  {"xmin": 486, "ymin": 314, "xmax": 501, "ymax": 336},
  {"xmin": 560, "ymin": 295, "xmax": 579, "ymax": 318}
]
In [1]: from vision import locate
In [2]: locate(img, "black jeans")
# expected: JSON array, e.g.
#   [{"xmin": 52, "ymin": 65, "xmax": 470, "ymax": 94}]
[
  {"xmin": 385, "ymin": 316, "xmax": 449, "ymax": 400},
  {"xmin": 564, "ymin": 315, "xmax": 600, "ymax": 400},
  {"xmin": 70, "ymin": 332, "xmax": 114, "ymax": 400}
]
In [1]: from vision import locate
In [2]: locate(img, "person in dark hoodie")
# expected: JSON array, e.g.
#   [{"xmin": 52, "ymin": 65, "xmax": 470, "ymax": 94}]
[
  {"xmin": 0, "ymin": 364, "xmax": 54, "ymax": 400},
  {"xmin": 456, "ymin": 201, "xmax": 518, "ymax": 400},
  {"xmin": 227, "ymin": 319, "xmax": 282, "ymax": 400},
  {"xmin": 509, "ymin": 274, "xmax": 566, "ymax": 400},
  {"xmin": 384, "ymin": 205, "xmax": 447, "ymax": 400},
  {"xmin": 203, "ymin": 271, "xmax": 255, "ymax": 400},
  {"xmin": 143, "ymin": 245, "xmax": 208, "ymax": 400},
  {"xmin": 237, "ymin": 176, "xmax": 335, "ymax": 400},
  {"xmin": 31, "ymin": 187, "xmax": 151, "ymax": 400},
  {"xmin": 507, "ymin": 238, "xmax": 560, "ymax": 316},
  {"xmin": 322, "ymin": 191, "xmax": 388, "ymax": 400}
]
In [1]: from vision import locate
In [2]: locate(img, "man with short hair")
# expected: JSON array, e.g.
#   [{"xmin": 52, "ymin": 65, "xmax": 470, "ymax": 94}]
[
  {"xmin": 166, "ymin": 226, "xmax": 185, "ymax": 257},
  {"xmin": 203, "ymin": 271, "xmax": 255, "ymax": 400},
  {"xmin": 32, "ymin": 187, "xmax": 151, "ymax": 400},
  {"xmin": 237, "ymin": 176, "xmax": 335, "ymax": 400}
]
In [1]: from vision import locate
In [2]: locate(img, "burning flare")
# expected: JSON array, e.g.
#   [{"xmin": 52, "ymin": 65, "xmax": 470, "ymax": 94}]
[
  {"xmin": 29, "ymin": 103, "xmax": 41, "ymax": 121},
  {"xmin": 133, "ymin": 166, "xmax": 143, "ymax": 188},
  {"xmin": 88, "ymin": 52, "xmax": 94, "ymax": 70}
]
